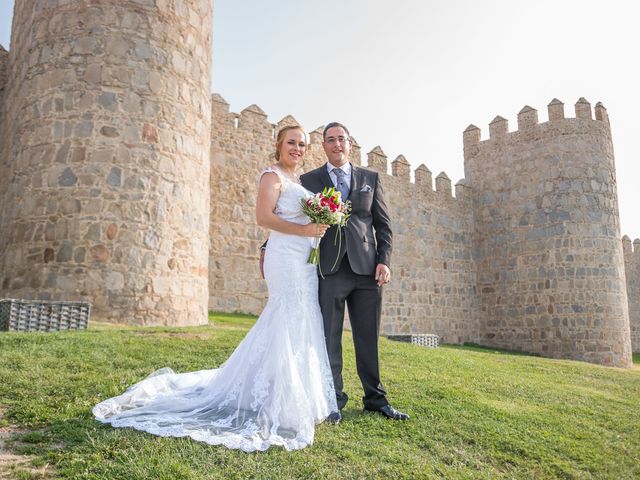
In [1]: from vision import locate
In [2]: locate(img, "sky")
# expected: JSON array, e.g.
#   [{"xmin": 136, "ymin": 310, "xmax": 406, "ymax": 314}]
[{"xmin": 1, "ymin": 1, "xmax": 639, "ymax": 237}]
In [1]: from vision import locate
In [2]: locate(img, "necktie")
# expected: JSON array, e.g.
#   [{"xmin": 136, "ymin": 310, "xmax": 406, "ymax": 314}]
[{"xmin": 333, "ymin": 168, "xmax": 350, "ymax": 200}]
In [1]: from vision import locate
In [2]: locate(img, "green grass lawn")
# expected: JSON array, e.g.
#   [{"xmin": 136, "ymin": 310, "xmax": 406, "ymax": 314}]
[{"xmin": 1, "ymin": 312, "xmax": 639, "ymax": 479}]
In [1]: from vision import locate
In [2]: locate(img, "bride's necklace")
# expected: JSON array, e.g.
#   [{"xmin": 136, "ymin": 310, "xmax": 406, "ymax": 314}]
[{"xmin": 274, "ymin": 165, "xmax": 300, "ymax": 184}]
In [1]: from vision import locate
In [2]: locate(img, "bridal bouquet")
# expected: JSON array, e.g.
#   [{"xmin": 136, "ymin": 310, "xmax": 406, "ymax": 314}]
[{"xmin": 301, "ymin": 187, "xmax": 352, "ymax": 276}]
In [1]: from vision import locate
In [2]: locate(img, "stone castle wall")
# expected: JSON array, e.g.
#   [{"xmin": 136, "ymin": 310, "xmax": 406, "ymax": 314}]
[
  {"xmin": 0, "ymin": 40, "xmax": 16, "ymax": 282},
  {"xmin": 209, "ymin": 95, "xmax": 480, "ymax": 344},
  {"xmin": 209, "ymin": 96, "xmax": 638, "ymax": 361},
  {"xmin": 623, "ymin": 237, "xmax": 640, "ymax": 351},
  {"xmin": 0, "ymin": 46, "xmax": 8, "ymax": 188},
  {"xmin": 464, "ymin": 99, "xmax": 632, "ymax": 367},
  {"xmin": 209, "ymin": 96, "xmax": 364, "ymax": 317},
  {"xmin": 364, "ymin": 151, "xmax": 479, "ymax": 344},
  {"xmin": 1, "ymin": 3, "xmax": 638, "ymax": 364},
  {"xmin": 0, "ymin": 0, "xmax": 212, "ymax": 325},
  {"xmin": 0, "ymin": 45, "xmax": 8, "ymax": 91}
]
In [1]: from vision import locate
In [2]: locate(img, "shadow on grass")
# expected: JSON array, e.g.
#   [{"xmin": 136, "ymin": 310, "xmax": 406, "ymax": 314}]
[
  {"xmin": 444, "ymin": 342, "xmax": 538, "ymax": 357},
  {"xmin": 441, "ymin": 343, "xmax": 640, "ymax": 366}
]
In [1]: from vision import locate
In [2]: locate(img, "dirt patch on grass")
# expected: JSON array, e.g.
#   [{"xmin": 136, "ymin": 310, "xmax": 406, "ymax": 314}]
[{"xmin": 0, "ymin": 410, "xmax": 53, "ymax": 479}]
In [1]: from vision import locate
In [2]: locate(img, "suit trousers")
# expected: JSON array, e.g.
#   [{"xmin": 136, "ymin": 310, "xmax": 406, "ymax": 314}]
[{"xmin": 318, "ymin": 255, "xmax": 388, "ymax": 410}]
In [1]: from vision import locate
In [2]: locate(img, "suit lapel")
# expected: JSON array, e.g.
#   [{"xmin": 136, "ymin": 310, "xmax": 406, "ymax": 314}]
[
  {"xmin": 319, "ymin": 163, "xmax": 334, "ymax": 190},
  {"xmin": 350, "ymin": 165, "xmax": 363, "ymax": 200}
]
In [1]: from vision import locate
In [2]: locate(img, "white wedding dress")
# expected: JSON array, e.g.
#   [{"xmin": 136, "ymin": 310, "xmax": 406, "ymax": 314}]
[{"xmin": 93, "ymin": 167, "xmax": 337, "ymax": 451}]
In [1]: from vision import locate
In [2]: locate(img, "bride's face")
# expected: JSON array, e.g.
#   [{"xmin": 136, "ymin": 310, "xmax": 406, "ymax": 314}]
[{"xmin": 278, "ymin": 129, "xmax": 306, "ymax": 171}]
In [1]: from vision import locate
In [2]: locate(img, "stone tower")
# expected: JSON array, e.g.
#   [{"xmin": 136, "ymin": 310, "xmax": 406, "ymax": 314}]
[
  {"xmin": 623, "ymin": 236, "xmax": 640, "ymax": 352},
  {"xmin": 0, "ymin": 45, "xmax": 8, "ymax": 91},
  {"xmin": 0, "ymin": 0, "xmax": 213, "ymax": 325},
  {"xmin": 464, "ymin": 98, "xmax": 632, "ymax": 367}
]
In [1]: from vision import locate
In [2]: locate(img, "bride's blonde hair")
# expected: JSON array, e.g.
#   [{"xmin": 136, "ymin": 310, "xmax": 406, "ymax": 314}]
[{"xmin": 274, "ymin": 126, "xmax": 307, "ymax": 162}]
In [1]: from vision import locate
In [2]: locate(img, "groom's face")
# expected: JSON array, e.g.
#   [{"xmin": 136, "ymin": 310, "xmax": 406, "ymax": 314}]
[{"xmin": 322, "ymin": 126, "xmax": 351, "ymax": 168}]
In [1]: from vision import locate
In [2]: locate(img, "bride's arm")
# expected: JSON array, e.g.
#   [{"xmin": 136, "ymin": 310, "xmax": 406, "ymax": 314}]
[{"xmin": 256, "ymin": 172, "xmax": 328, "ymax": 238}]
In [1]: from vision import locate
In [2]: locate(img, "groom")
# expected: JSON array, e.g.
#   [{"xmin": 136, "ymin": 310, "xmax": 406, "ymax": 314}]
[{"xmin": 300, "ymin": 122, "xmax": 408, "ymax": 423}]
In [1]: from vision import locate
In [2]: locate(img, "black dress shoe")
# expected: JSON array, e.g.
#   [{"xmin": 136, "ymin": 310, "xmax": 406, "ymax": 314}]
[
  {"xmin": 365, "ymin": 404, "xmax": 409, "ymax": 420},
  {"xmin": 326, "ymin": 411, "xmax": 342, "ymax": 424}
]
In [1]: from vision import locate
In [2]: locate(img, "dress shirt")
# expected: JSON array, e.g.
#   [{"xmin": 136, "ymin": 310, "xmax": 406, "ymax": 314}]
[{"xmin": 326, "ymin": 162, "xmax": 352, "ymax": 190}]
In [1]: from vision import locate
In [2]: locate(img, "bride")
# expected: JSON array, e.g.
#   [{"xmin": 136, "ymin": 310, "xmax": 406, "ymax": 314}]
[{"xmin": 93, "ymin": 126, "xmax": 337, "ymax": 452}]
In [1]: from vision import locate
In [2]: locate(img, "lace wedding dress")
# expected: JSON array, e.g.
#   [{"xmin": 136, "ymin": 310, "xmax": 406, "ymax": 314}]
[{"xmin": 93, "ymin": 167, "xmax": 337, "ymax": 452}]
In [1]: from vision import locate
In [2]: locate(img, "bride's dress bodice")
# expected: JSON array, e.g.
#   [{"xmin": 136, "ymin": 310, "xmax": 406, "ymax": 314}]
[
  {"xmin": 260, "ymin": 167, "xmax": 317, "ymax": 298},
  {"xmin": 262, "ymin": 167, "xmax": 312, "ymax": 249},
  {"xmin": 93, "ymin": 166, "xmax": 336, "ymax": 452},
  {"xmin": 265, "ymin": 166, "xmax": 311, "ymax": 225}
]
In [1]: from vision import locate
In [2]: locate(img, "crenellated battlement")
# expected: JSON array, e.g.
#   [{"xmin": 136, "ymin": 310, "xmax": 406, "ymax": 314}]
[
  {"xmin": 622, "ymin": 236, "xmax": 640, "ymax": 255},
  {"xmin": 414, "ymin": 164, "xmax": 432, "ymax": 192},
  {"xmin": 0, "ymin": 4, "xmax": 637, "ymax": 365},
  {"xmin": 209, "ymin": 95, "xmax": 640, "ymax": 360},
  {"xmin": 463, "ymin": 98, "xmax": 611, "ymax": 155},
  {"xmin": 464, "ymin": 96, "xmax": 633, "ymax": 366},
  {"xmin": 391, "ymin": 154, "xmax": 410, "ymax": 180},
  {"xmin": 210, "ymin": 93, "xmax": 469, "ymax": 202},
  {"xmin": 209, "ymin": 94, "xmax": 478, "ymax": 342}
]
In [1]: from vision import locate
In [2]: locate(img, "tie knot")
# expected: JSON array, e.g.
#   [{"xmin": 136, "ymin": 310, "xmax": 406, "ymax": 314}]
[{"xmin": 333, "ymin": 168, "xmax": 345, "ymax": 177}]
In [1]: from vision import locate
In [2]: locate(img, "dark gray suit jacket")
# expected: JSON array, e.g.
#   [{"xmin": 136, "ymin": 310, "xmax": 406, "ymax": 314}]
[{"xmin": 300, "ymin": 164, "xmax": 392, "ymax": 276}]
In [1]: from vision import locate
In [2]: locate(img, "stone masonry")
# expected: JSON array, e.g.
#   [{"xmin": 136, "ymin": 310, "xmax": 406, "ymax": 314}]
[
  {"xmin": 210, "ymin": 96, "xmax": 634, "ymax": 367},
  {"xmin": 0, "ymin": 2, "xmax": 637, "ymax": 366},
  {"xmin": 209, "ymin": 97, "xmax": 360, "ymax": 316},
  {"xmin": 623, "ymin": 237, "xmax": 640, "ymax": 351},
  {"xmin": 0, "ymin": 45, "xmax": 8, "ymax": 92},
  {"xmin": 0, "ymin": 0, "xmax": 212, "ymax": 325},
  {"xmin": 464, "ymin": 99, "xmax": 631, "ymax": 367},
  {"xmin": 0, "ymin": 45, "xmax": 8, "ymax": 162},
  {"xmin": 209, "ymin": 96, "xmax": 480, "ymax": 345}
]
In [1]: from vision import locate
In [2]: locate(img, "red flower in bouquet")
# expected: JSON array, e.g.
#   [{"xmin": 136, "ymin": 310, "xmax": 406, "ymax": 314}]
[{"xmin": 301, "ymin": 187, "xmax": 352, "ymax": 277}]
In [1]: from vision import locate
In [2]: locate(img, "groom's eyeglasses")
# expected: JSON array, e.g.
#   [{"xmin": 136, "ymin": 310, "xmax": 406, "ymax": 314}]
[{"xmin": 325, "ymin": 136, "xmax": 350, "ymax": 145}]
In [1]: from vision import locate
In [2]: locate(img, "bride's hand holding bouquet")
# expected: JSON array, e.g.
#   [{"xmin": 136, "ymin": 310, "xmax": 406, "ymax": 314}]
[{"xmin": 301, "ymin": 187, "xmax": 352, "ymax": 277}]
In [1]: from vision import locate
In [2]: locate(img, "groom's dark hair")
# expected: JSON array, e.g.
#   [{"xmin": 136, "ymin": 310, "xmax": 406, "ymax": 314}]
[{"xmin": 323, "ymin": 122, "xmax": 350, "ymax": 140}]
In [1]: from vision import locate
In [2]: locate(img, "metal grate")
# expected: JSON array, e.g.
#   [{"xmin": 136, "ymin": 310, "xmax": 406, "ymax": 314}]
[
  {"xmin": 386, "ymin": 333, "xmax": 439, "ymax": 348},
  {"xmin": 0, "ymin": 299, "xmax": 90, "ymax": 332}
]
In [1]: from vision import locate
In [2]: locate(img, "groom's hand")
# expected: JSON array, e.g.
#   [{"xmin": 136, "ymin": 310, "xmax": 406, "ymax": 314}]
[{"xmin": 375, "ymin": 264, "xmax": 390, "ymax": 287}]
